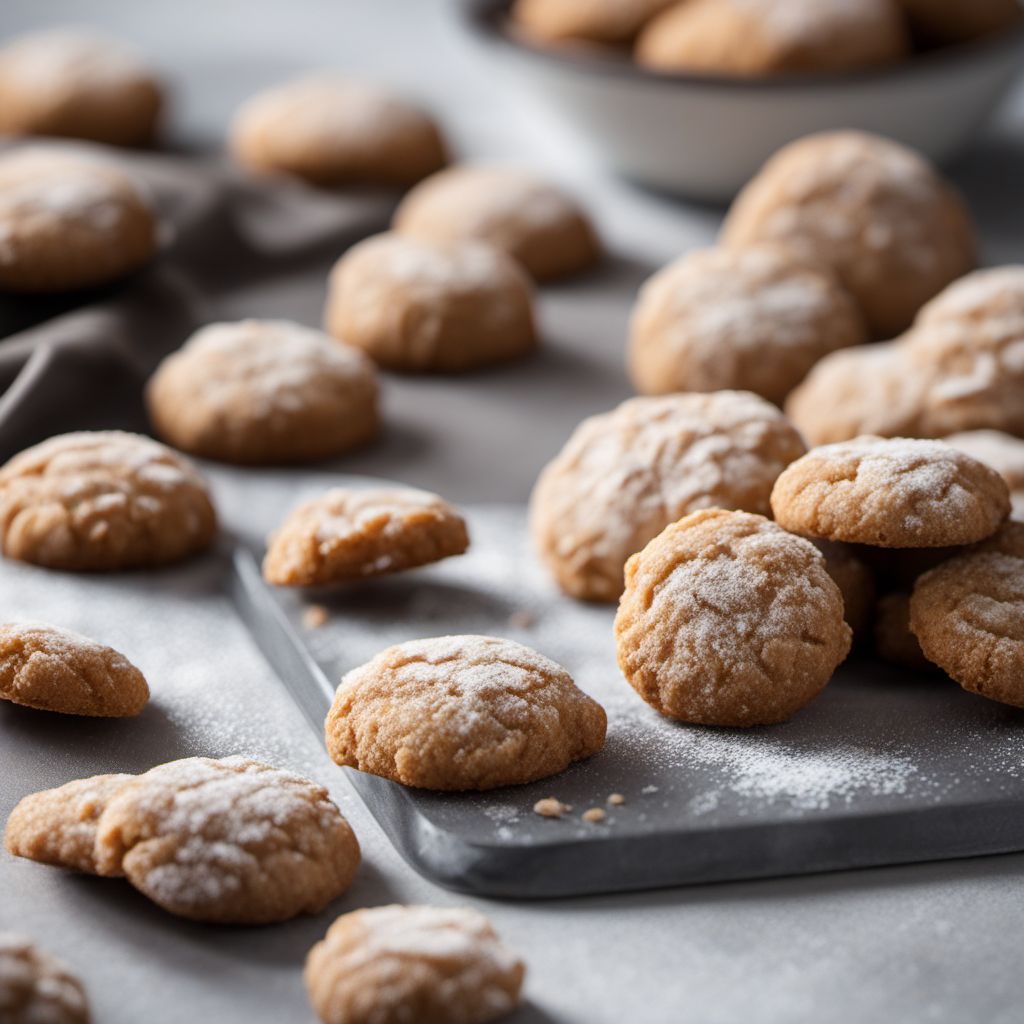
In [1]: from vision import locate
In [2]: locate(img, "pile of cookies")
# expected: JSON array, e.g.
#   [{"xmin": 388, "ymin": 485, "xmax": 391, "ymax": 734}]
[
  {"xmin": 2, "ymin": 18, "xmax": 1024, "ymax": 1024},
  {"xmin": 510, "ymin": 0, "xmax": 1023, "ymax": 75}
]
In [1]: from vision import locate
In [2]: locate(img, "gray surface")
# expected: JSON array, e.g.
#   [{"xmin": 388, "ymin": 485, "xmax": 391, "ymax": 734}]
[{"xmin": 2, "ymin": 1, "xmax": 1024, "ymax": 1022}]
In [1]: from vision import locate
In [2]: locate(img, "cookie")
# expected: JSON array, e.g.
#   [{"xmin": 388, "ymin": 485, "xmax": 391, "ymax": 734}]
[
  {"xmin": 0, "ymin": 147, "xmax": 158, "ymax": 293},
  {"xmin": 512, "ymin": 0, "xmax": 672, "ymax": 44},
  {"xmin": 393, "ymin": 164, "xmax": 600, "ymax": 281},
  {"xmin": 5, "ymin": 774, "xmax": 132, "ymax": 874},
  {"xmin": 147, "ymin": 319, "xmax": 379, "ymax": 465},
  {"xmin": 914, "ymin": 265, "xmax": 1024, "ymax": 331},
  {"xmin": 721, "ymin": 131, "xmax": 976, "ymax": 337},
  {"xmin": 0, "ymin": 623, "xmax": 148, "ymax": 717},
  {"xmin": 784, "ymin": 342, "xmax": 928, "ymax": 445},
  {"xmin": 636, "ymin": 0, "xmax": 907, "ymax": 75},
  {"xmin": 896, "ymin": 0, "xmax": 1022, "ymax": 43},
  {"xmin": 230, "ymin": 74, "xmax": 446, "ymax": 187},
  {"xmin": 813, "ymin": 540, "xmax": 875, "ymax": 636},
  {"xmin": 615, "ymin": 509, "xmax": 850, "ymax": 726},
  {"xmin": 873, "ymin": 592, "xmax": 932, "ymax": 672},
  {"xmin": 530, "ymin": 391, "xmax": 806, "ymax": 601},
  {"xmin": 0, "ymin": 431, "xmax": 217, "ymax": 572},
  {"xmin": 324, "ymin": 232, "xmax": 537, "ymax": 372},
  {"xmin": 771, "ymin": 437, "xmax": 1009, "ymax": 548},
  {"xmin": 910, "ymin": 523, "xmax": 1024, "ymax": 706},
  {"xmin": 0, "ymin": 935, "xmax": 90, "ymax": 1024},
  {"xmin": 944, "ymin": 430, "xmax": 1024, "ymax": 518},
  {"xmin": 628, "ymin": 244, "xmax": 865, "ymax": 404},
  {"xmin": 325, "ymin": 635, "xmax": 607, "ymax": 790},
  {"xmin": 263, "ymin": 487, "xmax": 469, "ymax": 587},
  {"xmin": 0, "ymin": 29, "xmax": 162, "ymax": 147},
  {"xmin": 93, "ymin": 756, "xmax": 360, "ymax": 924},
  {"xmin": 305, "ymin": 905, "xmax": 525, "ymax": 1024}
]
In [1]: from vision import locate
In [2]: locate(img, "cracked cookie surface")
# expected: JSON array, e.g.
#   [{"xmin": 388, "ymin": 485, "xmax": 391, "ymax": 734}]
[
  {"xmin": 0, "ymin": 623, "xmax": 148, "ymax": 716},
  {"xmin": 0, "ymin": 431, "xmax": 217, "ymax": 571},
  {"xmin": 263, "ymin": 487, "xmax": 469, "ymax": 586},
  {"xmin": 93, "ymin": 756, "xmax": 360, "ymax": 924},
  {"xmin": 0, "ymin": 934, "xmax": 90, "ymax": 1024},
  {"xmin": 614, "ymin": 509, "xmax": 851, "ymax": 726},
  {"xmin": 771, "ymin": 437, "xmax": 1009, "ymax": 548},
  {"xmin": 325, "ymin": 635, "xmax": 606, "ymax": 790},
  {"xmin": 530, "ymin": 391, "xmax": 806, "ymax": 602}
]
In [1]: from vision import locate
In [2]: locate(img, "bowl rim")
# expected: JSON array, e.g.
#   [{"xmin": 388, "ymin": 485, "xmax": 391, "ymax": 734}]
[{"xmin": 460, "ymin": 0, "xmax": 1024, "ymax": 92}]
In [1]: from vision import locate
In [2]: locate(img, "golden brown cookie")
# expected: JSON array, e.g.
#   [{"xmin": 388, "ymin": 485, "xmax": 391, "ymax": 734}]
[
  {"xmin": 0, "ymin": 623, "xmax": 148, "ymax": 717},
  {"xmin": 945, "ymin": 430, "xmax": 1024, "ymax": 518},
  {"xmin": 393, "ymin": 164, "xmax": 600, "ymax": 281},
  {"xmin": 628, "ymin": 244, "xmax": 865, "ymax": 404},
  {"xmin": 263, "ymin": 487, "xmax": 469, "ymax": 587},
  {"xmin": 147, "ymin": 319, "xmax": 379, "ymax": 465},
  {"xmin": 93, "ymin": 756, "xmax": 360, "ymax": 924},
  {"xmin": 0, "ymin": 431, "xmax": 217, "ymax": 572},
  {"xmin": 0, "ymin": 29, "xmax": 162, "ymax": 147},
  {"xmin": 615, "ymin": 509, "xmax": 850, "ymax": 726},
  {"xmin": 721, "ymin": 131, "xmax": 976, "ymax": 337},
  {"xmin": 784, "ymin": 342, "xmax": 929, "ymax": 445},
  {"xmin": 229, "ymin": 74, "xmax": 446, "ymax": 187},
  {"xmin": 813, "ymin": 540, "xmax": 875, "ymax": 636},
  {"xmin": 305, "ymin": 905, "xmax": 525, "ymax": 1024},
  {"xmin": 5, "ymin": 774, "xmax": 132, "ymax": 874},
  {"xmin": 324, "ymin": 232, "xmax": 537, "ymax": 372},
  {"xmin": 530, "ymin": 391, "xmax": 806, "ymax": 602},
  {"xmin": 914, "ymin": 265, "xmax": 1024, "ymax": 331},
  {"xmin": 910, "ymin": 523, "xmax": 1024, "ymax": 706},
  {"xmin": 325, "ymin": 635, "xmax": 607, "ymax": 790},
  {"xmin": 0, "ymin": 147, "xmax": 158, "ymax": 293},
  {"xmin": 896, "ymin": 0, "xmax": 1022, "ymax": 43},
  {"xmin": 636, "ymin": 0, "xmax": 908, "ymax": 75},
  {"xmin": 873, "ymin": 592, "xmax": 933, "ymax": 672},
  {"xmin": 512, "ymin": 0, "xmax": 673, "ymax": 44},
  {"xmin": 0, "ymin": 934, "xmax": 90, "ymax": 1024},
  {"xmin": 771, "ymin": 437, "xmax": 1010, "ymax": 547}
]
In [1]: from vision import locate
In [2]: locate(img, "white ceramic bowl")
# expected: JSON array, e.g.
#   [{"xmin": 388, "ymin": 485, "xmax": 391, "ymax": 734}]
[{"xmin": 462, "ymin": 0, "xmax": 1024, "ymax": 202}]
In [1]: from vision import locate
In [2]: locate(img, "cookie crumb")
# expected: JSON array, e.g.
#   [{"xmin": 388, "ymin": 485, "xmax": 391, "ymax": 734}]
[
  {"xmin": 641, "ymin": 784, "xmax": 659, "ymax": 795},
  {"xmin": 507, "ymin": 609, "xmax": 536, "ymax": 629},
  {"xmin": 607, "ymin": 792, "xmax": 626, "ymax": 806},
  {"xmin": 533, "ymin": 797, "xmax": 570, "ymax": 818},
  {"xmin": 303, "ymin": 604, "xmax": 329, "ymax": 629},
  {"xmin": 582, "ymin": 807, "xmax": 606, "ymax": 824}
]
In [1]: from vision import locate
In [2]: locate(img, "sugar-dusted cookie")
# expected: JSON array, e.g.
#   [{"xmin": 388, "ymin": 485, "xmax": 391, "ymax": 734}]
[
  {"xmin": 771, "ymin": 437, "xmax": 1009, "ymax": 547},
  {"xmin": 147, "ymin": 319, "xmax": 379, "ymax": 465},
  {"xmin": 324, "ymin": 232, "xmax": 537, "ymax": 372},
  {"xmin": 914, "ymin": 265, "xmax": 1024, "ymax": 331},
  {"xmin": 530, "ymin": 391, "xmax": 806, "ymax": 601},
  {"xmin": 945, "ymin": 430, "xmax": 1024, "ymax": 518},
  {"xmin": 230, "ymin": 74, "xmax": 446, "ymax": 187},
  {"xmin": 785, "ymin": 342, "xmax": 928, "ymax": 445},
  {"xmin": 0, "ymin": 147, "xmax": 158, "ymax": 293},
  {"xmin": 0, "ymin": 431, "xmax": 217, "ymax": 571},
  {"xmin": 874, "ymin": 592, "xmax": 933, "ymax": 672},
  {"xmin": 628, "ymin": 244, "xmax": 865, "ymax": 404},
  {"xmin": 93, "ymin": 756, "xmax": 360, "ymax": 924},
  {"xmin": 615, "ymin": 509, "xmax": 850, "ymax": 726},
  {"xmin": 513, "ymin": 0, "xmax": 672, "ymax": 44},
  {"xmin": 0, "ymin": 934, "xmax": 90, "ymax": 1024},
  {"xmin": 305, "ymin": 905, "xmax": 525, "ymax": 1024},
  {"xmin": 0, "ymin": 29, "xmax": 162, "ymax": 147},
  {"xmin": 910, "ymin": 522, "xmax": 1024, "ymax": 705},
  {"xmin": 813, "ymin": 540, "xmax": 875, "ymax": 636},
  {"xmin": 0, "ymin": 623, "xmax": 148, "ymax": 717},
  {"xmin": 5, "ymin": 774, "xmax": 132, "ymax": 874},
  {"xmin": 722, "ymin": 131, "xmax": 976, "ymax": 337},
  {"xmin": 393, "ymin": 165, "xmax": 600, "ymax": 281},
  {"xmin": 325, "ymin": 635, "xmax": 606, "ymax": 790},
  {"xmin": 263, "ymin": 487, "xmax": 468, "ymax": 587},
  {"xmin": 637, "ymin": 0, "xmax": 907, "ymax": 75},
  {"xmin": 896, "ymin": 0, "xmax": 1022, "ymax": 44}
]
